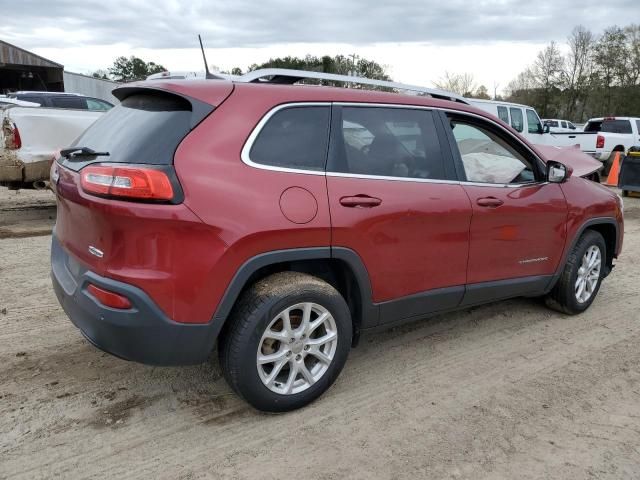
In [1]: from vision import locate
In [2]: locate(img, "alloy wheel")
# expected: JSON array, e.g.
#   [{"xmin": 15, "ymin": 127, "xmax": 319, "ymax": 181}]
[
  {"xmin": 257, "ymin": 302, "xmax": 338, "ymax": 395},
  {"xmin": 575, "ymin": 245, "xmax": 601, "ymax": 304}
]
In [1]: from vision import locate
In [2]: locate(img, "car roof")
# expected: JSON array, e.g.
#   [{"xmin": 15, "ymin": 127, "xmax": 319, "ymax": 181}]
[
  {"xmin": 466, "ymin": 98, "xmax": 535, "ymax": 110},
  {"xmin": 586, "ymin": 117, "xmax": 639, "ymax": 122},
  {"xmin": 133, "ymin": 78, "xmax": 519, "ymax": 127},
  {"xmin": 12, "ymin": 91, "xmax": 84, "ymax": 97}
]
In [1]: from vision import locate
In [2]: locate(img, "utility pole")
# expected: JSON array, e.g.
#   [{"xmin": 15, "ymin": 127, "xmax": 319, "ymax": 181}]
[
  {"xmin": 348, "ymin": 53, "xmax": 359, "ymax": 76},
  {"xmin": 493, "ymin": 81, "xmax": 500, "ymax": 100}
]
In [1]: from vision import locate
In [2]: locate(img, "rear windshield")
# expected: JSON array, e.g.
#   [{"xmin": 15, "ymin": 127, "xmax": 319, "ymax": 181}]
[
  {"xmin": 601, "ymin": 119, "xmax": 632, "ymax": 134},
  {"xmin": 69, "ymin": 92, "xmax": 192, "ymax": 165},
  {"xmin": 583, "ymin": 121, "xmax": 602, "ymax": 133}
]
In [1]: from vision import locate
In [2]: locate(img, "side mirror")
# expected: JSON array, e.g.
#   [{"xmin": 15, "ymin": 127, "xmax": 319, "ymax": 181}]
[
  {"xmin": 547, "ymin": 161, "xmax": 572, "ymax": 183},
  {"xmin": 542, "ymin": 124, "xmax": 550, "ymax": 134}
]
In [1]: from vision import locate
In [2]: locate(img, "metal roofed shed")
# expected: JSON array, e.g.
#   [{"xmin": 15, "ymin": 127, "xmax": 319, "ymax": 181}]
[{"xmin": 0, "ymin": 40, "xmax": 64, "ymax": 93}]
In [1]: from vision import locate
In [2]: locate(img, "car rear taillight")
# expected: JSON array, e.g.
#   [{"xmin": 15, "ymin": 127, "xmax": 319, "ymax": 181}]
[
  {"xmin": 80, "ymin": 165, "xmax": 174, "ymax": 201},
  {"xmin": 596, "ymin": 135, "xmax": 605, "ymax": 149},
  {"xmin": 87, "ymin": 284, "xmax": 132, "ymax": 309},
  {"xmin": 5, "ymin": 122, "xmax": 22, "ymax": 149}
]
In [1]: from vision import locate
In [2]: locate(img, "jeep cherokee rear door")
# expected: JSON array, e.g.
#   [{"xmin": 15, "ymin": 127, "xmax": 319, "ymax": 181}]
[
  {"xmin": 442, "ymin": 111, "xmax": 568, "ymax": 301},
  {"xmin": 326, "ymin": 105, "xmax": 472, "ymax": 325}
]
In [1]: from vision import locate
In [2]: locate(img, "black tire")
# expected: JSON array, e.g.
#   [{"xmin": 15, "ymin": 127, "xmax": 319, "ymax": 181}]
[
  {"xmin": 219, "ymin": 272, "xmax": 352, "ymax": 412},
  {"xmin": 622, "ymin": 190, "xmax": 629, "ymax": 197},
  {"xmin": 545, "ymin": 230, "xmax": 606, "ymax": 314}
]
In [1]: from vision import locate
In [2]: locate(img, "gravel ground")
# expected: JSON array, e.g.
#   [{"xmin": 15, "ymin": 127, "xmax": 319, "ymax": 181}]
[{"xmin": 1, "ymin": 189, "xmax": 639, "ymax": 479}]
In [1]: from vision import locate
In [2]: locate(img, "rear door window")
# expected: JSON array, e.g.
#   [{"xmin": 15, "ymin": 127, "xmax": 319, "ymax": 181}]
[
  {"xmin": 328, "ymin": 107, "xmax": 447, "ymax": 180},
  {"xmin": 249, "ymin": 106, "xmax": 330, "ymax": 171},
  {"xmin": 526, "ymin": 109, "xmax": 542, "ymax": 134},
  {"xmin": 636, "ymin": 120, "xmax": 640, "ymax": 133},
  {"xmin": 561, "ymin": 121, "xmax": 568, "ymax": 128},
  {"xmin": 51, "ymin": 96, "xmax": 88, "ymax": 109},
  {"xmin": 67, "ymin": 91, "xmax": 195, "ymax": 165},
  {"xmin": 497, "ymin": 106, "xmax": 509, "ymax": 123},
  {"xmin": 510, "ymin": 107, "xmax": 524, "ymax": 132},
  {"xmin": 601, "ymin": 119, "xmax": 632, "ymax": 134}
]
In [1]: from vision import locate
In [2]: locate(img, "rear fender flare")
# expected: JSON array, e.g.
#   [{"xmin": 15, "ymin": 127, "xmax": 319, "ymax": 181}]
[{"xmin": 210, "ymin": 247, "xmax": 378, "ymax": 340}]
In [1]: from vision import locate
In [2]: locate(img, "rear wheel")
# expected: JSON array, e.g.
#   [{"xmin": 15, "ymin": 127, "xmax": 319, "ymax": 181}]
[
  {"xmin": 545, "ymin": 230, "xmax": 606, "ymax": 314},
  {"xmin": 219, "ymin": 272, "xmax": 352, "ymax": 412}
]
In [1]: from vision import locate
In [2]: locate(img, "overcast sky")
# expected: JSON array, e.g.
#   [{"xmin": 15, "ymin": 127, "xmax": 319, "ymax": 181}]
[{"xmin": 1, "ymin": 0, "xmax": 636, "ymax": 92}]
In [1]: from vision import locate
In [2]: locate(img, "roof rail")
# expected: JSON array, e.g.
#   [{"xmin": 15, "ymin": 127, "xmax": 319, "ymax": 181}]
[{"xmin": 236, "ymin": 68, "xmax": 469, "ymax": 104}]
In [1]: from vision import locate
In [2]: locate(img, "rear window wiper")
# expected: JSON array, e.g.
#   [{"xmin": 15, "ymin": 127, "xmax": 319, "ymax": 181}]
[{"xmin": 60, "ymin": 147, "xmax": 110, "ymax": 160}]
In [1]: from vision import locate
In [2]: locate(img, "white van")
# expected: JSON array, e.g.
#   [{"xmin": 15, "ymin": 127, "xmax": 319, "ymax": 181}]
[{"xmin": 466, "ymin": 99, "xmax": 546, "ymax": 143}]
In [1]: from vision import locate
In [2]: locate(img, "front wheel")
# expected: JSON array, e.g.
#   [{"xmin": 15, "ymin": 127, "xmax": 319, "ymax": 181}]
[
  {"xmin": 545, "ymin": 230, "xmax": 606, "ymax": 314},
  {"xmin": 219, "ymin": 272, "xmax": 352, "ymax": 412}
]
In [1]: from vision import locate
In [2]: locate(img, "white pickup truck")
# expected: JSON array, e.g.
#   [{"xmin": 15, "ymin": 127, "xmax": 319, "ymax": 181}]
[
  {"xmin": 466, "ymin": 100, "xmax": 638, "ymax": 174},
  {"xmin": 1, "ymin": 105, "xmax": 103, "ymax": 189},
  {"xmin": 589, "ymin": 117, "xmax": 640, "ymax": 164}
]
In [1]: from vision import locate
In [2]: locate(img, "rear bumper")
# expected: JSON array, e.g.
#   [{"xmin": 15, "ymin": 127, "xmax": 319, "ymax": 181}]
[{"xmin": 51, "ymin": 233, "xmax": 219, "ymax": 366}]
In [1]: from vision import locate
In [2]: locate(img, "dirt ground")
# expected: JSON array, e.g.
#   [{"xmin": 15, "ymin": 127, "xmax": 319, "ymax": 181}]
[{"xmin": 1, "ymin": 188, "xmax": 640, "ymax": 480}]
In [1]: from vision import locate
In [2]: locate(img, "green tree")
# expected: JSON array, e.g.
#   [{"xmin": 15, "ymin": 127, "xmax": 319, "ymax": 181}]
[
  {"xmin": 108, "ymin": 56, "xmax": 166, "ymax": 82},
  {"xmin": 593, "ymin": 26, "xmax": 628, "ymax": 112},
  {"xmin": 90, "ymin": 69, "xmax": 110, "ymax": 80},
  {"xmin": 247, "ymin": 54, "xmax": 391, "ymax": 88},
  {"xmin": 472, "ymin": 85, "xmax": 491, "ymax": 99}
]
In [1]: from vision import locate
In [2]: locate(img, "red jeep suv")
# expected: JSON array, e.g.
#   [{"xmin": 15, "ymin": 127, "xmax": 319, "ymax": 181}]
[{"xmin": 51, "ymin": 70, "xmax": 624, "ymax": 412}]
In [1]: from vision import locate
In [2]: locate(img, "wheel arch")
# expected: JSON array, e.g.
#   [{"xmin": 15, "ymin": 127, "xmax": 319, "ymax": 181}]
[
  {"xmin": 548, "ymin": 217, "xmax": 619, "ymax": 292},
  {"xmin": 211, "ymin": 247, "xmax": 378, "ymax": 346}
]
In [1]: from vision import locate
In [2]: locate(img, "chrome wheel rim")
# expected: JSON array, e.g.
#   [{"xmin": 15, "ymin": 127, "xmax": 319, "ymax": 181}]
[
  {"xmin": 575, "ymin": 245, "xmax": 601, "ymax": 304},
  {"xmin": 257, "ymin": 302, "xmax": 338, "ymax": 395}
]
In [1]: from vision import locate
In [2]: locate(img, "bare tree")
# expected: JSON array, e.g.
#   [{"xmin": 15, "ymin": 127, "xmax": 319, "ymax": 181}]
[
  {"xmin": 563, "ymin": 26, "xmax": 595, "ymax": 118},
  {"xmin": 532, "ymin": 42, "xmax": 564, "ymax": 116},
  {"xmin": 434, "ymin": 72, "xmax": 478, "ymax": 96}
]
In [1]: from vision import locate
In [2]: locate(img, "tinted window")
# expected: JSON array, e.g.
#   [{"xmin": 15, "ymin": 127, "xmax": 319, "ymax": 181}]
[
  {"xmin": 510, "ymin": 107, "xmax": 523, "ymax": 132},
  {"xmin": 328, "ymin": 107, "xmax": 446, "ymax": 180},
  {"xmin": 250, "ymin": 107, "xmax": 330, "ymax": 171},
  {"xmin": 561, "ymin": 121, "xmax": 568, "ymax": 128},
  {"xmin": 51, "ymin": 96, "xmax": 88, "ymax": 109},
  {"xmin": 584, "ymin": 121, "xmax": 603, "ymax": 133},
  {"xmin": 636, "ymin": 120, "xmax": 640, "ymax": 133},
  {"xmin": 601, "ymin": 119, "xmax": 632, "ymax": 134},
  {"xmin": 546, "ymin": 120, "xmax": 559, "ymax": 127},
  {"xmin": 16, "ymin": 95, "xmax": 42, "ymax": 104},
  {"xmin": 69, "ymin": 91, "xmax": 193, "ymax": 165},
  {"xmin": 497, "ymin": 106, "xmax": 509, "ymax": 123},
  {"xmin": 526, "ymin": 109, "xmax": 541, "ymax": 134},
  {"xmin": 447, "ymin": 115, "xmax": 534, "ymax": 184},
  {"xmin": 86, "ymin": 98, "xmax": 113, "ymax": 111}
]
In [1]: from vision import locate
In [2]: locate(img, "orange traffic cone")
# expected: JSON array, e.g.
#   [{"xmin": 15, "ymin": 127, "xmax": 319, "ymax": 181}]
[{"xmin": 605, "ymin": 152, "xmax": 622, "ymax": 186}]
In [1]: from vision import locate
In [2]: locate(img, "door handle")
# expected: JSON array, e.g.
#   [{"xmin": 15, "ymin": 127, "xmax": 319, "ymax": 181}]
[
  {"xmin": 568, "ymin": 135, "xmax": 576, "ymax": 139},
  {"xmin": 476, "ymin": 197, "xmax": 504, "ymax": 208},
  {"xmin": 339, "ymin": 195, "xmax": 382, "ymax": 208}
]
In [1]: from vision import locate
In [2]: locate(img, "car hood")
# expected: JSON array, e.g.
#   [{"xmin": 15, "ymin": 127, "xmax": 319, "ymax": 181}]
[{"xmin": 534, "ymin": 145, "xmax": 602, "ymax": 177}]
